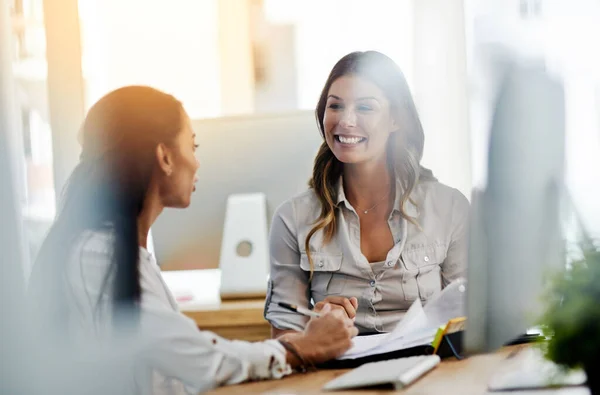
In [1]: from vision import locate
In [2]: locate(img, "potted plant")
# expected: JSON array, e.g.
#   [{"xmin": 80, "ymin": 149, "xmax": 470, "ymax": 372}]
[{"xmin": 540, "ymin": 240, "xmax": 600, "ymax": 395}]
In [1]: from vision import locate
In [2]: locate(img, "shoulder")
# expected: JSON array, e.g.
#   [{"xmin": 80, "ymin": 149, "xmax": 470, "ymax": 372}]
[
  {"xmin": 414, "ymin": 180, "xmax": 470, "ymax": 216},
  {"xmin": 75, "ymin": 228, "xmax": 115, "ymax": 258},
  {"xmin": 272, "ymin": 188, "xmax": 322, "ymax": 225},
  {"xmin": 58, "ymin": 228, "xmax": 117, "ymax": 305},
  {"xmin": 67, "ymin": 228, "xmax": 116, "ymax": 281}
]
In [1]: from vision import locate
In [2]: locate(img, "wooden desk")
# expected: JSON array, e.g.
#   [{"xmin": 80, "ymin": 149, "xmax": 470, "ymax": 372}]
[
  {"xmin": 181, "ymin": 299, "xmax": 270, "ymax": 342},
  {"xmin": 162, "ymin": 269, "xmax": 272, "ymax": 342},
  {"xmin": 205, "ymin": 346, "xmax": 586, "ymax": 395}
]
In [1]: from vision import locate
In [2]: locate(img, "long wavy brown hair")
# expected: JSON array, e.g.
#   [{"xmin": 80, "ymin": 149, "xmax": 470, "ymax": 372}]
[{"xmin": 305, "ymin": 51, "xmax": 435, "ymax": 275}]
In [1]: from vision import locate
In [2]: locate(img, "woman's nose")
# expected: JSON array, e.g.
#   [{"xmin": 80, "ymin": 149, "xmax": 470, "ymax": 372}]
[{"xmin": 339, "ymin": 109, "xmax": 357, "ymax": 128}]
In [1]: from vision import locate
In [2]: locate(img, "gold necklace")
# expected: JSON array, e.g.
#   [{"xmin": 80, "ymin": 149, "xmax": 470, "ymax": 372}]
[{"xmin": 354, "ymin": 189, "xmax": 391, "ymax": 214}]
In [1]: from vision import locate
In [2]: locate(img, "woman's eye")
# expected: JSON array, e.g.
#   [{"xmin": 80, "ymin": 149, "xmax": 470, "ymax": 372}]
[
  {"xmin": 328, "ymin": 103, "xmax": 342, "ymax": 110},
  {"xmin": 357, "ymin": 104, "xmax": 373, "ymax": 112}
]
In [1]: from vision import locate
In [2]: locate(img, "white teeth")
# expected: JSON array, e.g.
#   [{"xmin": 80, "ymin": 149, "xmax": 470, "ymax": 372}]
[{"xmin": 338, "ymin": 135, "xmax": 364, "ymax": 144}]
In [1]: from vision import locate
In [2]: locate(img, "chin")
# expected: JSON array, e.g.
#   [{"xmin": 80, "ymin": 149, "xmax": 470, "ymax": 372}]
[
  {"xmin": 332, "ymin": 151, "xmax": 365, "ymax": 164},
  {"xmin": 169, "ymin": 196, "xmax": 192, "ymax": 209},
  {"xmin": 180, "ymin": 197, "xmax": 192, "ymax": 208}
]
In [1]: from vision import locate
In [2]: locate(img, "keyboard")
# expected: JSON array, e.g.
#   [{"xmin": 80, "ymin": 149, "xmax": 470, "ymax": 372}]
[
  {"xmin": 323, "ymin": 355, "xmax": 441, "ymax": 391},
  {"xmin": 488, "ymin": 347, "xmax": 587, "ymax": 391}
]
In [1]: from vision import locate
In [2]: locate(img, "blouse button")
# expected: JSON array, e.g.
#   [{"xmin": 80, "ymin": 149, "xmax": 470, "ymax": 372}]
[
  {"xmin": 369, "ymin": 280, "xmax": 376, "ymax": 287},
  {"xmin": 318, "ymin": 260, "xmax": 324, "ymax": 268},
  {"xmin": 424, "ymin": 256, "xmax": 430, "ymax": 263}
]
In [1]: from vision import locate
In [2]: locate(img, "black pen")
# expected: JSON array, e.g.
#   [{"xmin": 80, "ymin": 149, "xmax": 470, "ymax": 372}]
[{"xmin": 278, "ymin": 302, "xmax": 322, "ymax": 318}]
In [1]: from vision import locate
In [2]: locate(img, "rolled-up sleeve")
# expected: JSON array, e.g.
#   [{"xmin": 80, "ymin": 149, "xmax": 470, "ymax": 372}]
[
  {"xmin": 264, "ymin": 200, "xmax": 311, "ymax": 332},
  {"xmin": 441, "ymin": 189, "xmax": 470, "ymax": 286}
]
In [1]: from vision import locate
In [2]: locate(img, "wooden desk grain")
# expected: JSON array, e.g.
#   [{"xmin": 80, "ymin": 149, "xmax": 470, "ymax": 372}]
[
  {"xmin": 163, "ymin": 269, "xmax": 271, "ymax": 341},
  {"xmin": 181, "ymin": 299, "xmax": 270, "ymax": 342},
  {"xmin": 205, "ymin": 346, "xmax": 524, "ymax": 395}
]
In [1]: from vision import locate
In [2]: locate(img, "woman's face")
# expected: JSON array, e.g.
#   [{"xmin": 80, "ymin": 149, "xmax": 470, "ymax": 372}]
[
  {"xmin": 323, "ymin": 74, "xmax": 396, "ymax": 165},
  {"xmin": 160, "ymin": 111, "xmax": 199, "ymax": 208}
]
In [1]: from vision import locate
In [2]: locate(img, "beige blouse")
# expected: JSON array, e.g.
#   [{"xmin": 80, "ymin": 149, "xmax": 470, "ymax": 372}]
[{"xmin": 264, "ymin": 178, "xmax": 470, "ymax": 334}]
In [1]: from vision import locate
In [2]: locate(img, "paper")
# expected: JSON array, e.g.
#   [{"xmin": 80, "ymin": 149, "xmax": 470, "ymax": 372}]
[
  {"xmin": 339, "ymin": 299, "xmax": 433, "ymax": 360},
  {"xmin": 338, "ymin": 278, "xmax": 467, "ymax": 360},
  {"xmin": 422, "ymin": 278, "xmax": 466, "ymax": 329},
  {"xmin": 340, "ymin": 299, "xmax": 427, "ymax": 359}
]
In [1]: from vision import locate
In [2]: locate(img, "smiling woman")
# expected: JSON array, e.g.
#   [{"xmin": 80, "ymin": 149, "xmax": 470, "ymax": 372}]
[{"xmin": 265, "ymin": 51, "xmax": 470, "ymax": 337}]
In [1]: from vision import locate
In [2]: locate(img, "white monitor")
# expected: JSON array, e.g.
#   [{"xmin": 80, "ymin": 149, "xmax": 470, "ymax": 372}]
[
  {"xmin": 151, "ymin": 111, "xmax": 322, "ymax": 272},
  {"xmin": 464, "ymin": 59, "xmax": 566, "ymax": 354}
]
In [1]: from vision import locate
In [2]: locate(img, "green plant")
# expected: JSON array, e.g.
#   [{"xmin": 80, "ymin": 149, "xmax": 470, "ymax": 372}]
[{"xmin": 540, "ymin": 241, "xmax": 600, "ymax": 394}]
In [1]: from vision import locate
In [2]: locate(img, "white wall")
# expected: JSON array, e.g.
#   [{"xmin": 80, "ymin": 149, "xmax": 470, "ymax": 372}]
[
  {"xmin": 552, "ymin": 0, "xmax": 600, "ymax": 239},
  {"xmin": 413, "ymin": 0, "xmax": 472, "ymax": 198},
  {"xmin": 81, "ymin": 0, "xmax": 221, "ymax": 118},
  {"xmin": 292, "ymin": 0, "xmax": 415, "ymax": 110},
  {"xmin": 564, "ymin": 77, "xmax": 600, "ymax": 239}
]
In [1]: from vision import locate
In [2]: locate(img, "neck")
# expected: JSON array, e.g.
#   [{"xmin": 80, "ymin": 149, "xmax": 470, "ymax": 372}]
[
  {"xmin": 137, "ymin": 186, "xmax": 164, "ymax": 249},
  {"xmin": 343, "ymin": 157, "xmax": 393, "ymax": 208}
]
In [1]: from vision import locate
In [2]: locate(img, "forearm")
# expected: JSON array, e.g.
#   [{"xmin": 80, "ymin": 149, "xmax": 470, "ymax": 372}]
[{"xmin": 271, "ymin": 326, "xmax": 300, "ymax": 339}]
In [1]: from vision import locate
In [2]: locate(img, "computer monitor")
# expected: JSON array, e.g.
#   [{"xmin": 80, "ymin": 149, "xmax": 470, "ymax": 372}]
[
  {"xmin": 151, "ymin": 110, "xmax": 322, "ymax": 270},
  {"xmin": 464, "ymin": 59, "xmax": 566, "ymax": 354}
]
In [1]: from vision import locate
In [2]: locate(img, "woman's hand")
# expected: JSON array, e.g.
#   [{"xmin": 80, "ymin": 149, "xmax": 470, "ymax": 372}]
[
  {"xmin": 281, "ymin": 304, "xmax": 358, "ymax": 366},
  {"xmin": 314, "ymin": 296, "xmax": 359, "ymax": 320}
]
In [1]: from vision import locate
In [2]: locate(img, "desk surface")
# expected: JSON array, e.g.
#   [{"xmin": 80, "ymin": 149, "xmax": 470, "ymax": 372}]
[
  {"xmin": 181, "ymin": 299, "xmax": 269, "ymax": 342},
  {"xmin": 205, "ymin": 346, "xmax": 588, "ymax": 395},
  {"xmin": 162, "ymin": 269, "xmax": 271, "ymax": 341},
  {"xmin": 181, "ymin": 299, "xmax": 265, "ymax": 323}
]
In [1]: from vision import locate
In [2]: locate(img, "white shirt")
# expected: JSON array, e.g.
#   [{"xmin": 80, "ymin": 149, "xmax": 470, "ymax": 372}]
[{"xmin": 60, "ymin": 229, "xmax": 291, "ymax": 394}]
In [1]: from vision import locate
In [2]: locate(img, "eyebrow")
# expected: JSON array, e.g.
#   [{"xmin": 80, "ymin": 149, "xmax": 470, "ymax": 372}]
[
  {"xmin": 356, "ymin": 96, "xmax": 380, "ymax": 102},
  {"xmin": 327, "ymin": 94, "xmax": 380, "ymax": 102}
]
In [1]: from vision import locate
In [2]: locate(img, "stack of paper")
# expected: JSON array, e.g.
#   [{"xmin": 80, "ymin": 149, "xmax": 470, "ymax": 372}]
[{"xmin": 339, "ymin": 278, "xmax": 466, "ymax": 360}]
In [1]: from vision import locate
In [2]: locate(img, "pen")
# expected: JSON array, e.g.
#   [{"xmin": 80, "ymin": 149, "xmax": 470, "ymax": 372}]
[{"xmin": 278, "ymin": 302, "xmax": 322, "ymax": 318}]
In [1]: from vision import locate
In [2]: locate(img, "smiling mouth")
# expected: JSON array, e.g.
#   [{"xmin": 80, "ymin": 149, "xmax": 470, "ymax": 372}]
[{"xmin": 334, "ymin": 135, "xmax": 367, "ymax": 145}]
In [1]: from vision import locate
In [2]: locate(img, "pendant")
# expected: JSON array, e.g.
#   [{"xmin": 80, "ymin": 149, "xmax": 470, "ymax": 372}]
[{"xmin": 364, "ymin": 210, "xmax": 368, "ymax": 214}]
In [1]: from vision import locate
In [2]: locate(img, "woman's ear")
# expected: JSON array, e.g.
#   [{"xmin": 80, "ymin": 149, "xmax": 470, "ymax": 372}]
[
  {"xmin": 155, "ymin": 143, "xmax": 173, "ymax": 176},
  {"xmin": 390, "ymin": 115, "xmax": 400, "ymax": 134}
]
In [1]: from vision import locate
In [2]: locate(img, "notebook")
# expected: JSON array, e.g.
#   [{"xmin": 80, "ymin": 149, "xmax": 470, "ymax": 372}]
[{"xmin": 316, "ymin": 280, "xmax": 467, "ymax": 369}]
